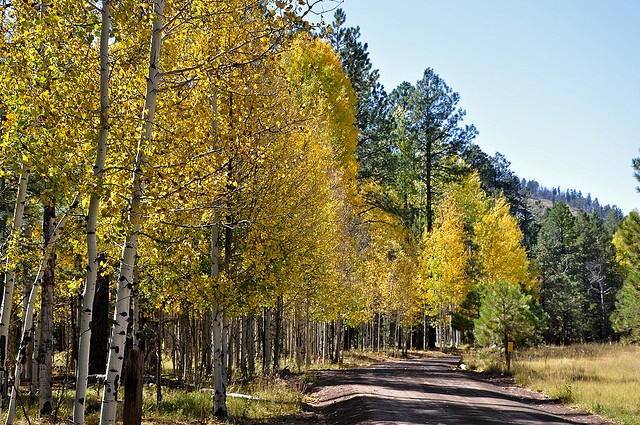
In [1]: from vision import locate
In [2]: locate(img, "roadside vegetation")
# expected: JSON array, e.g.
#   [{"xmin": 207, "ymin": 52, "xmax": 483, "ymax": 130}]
[
  {"xmin": 513, "ymin": 344, "xmax": 640, "ymax": 425},
  {"xmin": 6, "ymin": 350, "xmax": 399, "ymax": 425}
]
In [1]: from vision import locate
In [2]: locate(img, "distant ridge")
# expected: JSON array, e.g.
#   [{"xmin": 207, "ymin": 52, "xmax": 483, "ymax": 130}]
[{"xmin": 521, "ymin": 178, "xmax": 621, "ymax": 219}]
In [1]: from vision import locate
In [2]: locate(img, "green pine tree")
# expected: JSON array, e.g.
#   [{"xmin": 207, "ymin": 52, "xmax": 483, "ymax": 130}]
[{"xmin": 474, "ymin": 280, "xmax": 545, "ymax": 368}]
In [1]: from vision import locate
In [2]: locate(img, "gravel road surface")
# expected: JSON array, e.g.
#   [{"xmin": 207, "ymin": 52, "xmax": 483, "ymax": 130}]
[{"xmin": 303, "ymin": 356, "xmax": 616, "ymax": 425}]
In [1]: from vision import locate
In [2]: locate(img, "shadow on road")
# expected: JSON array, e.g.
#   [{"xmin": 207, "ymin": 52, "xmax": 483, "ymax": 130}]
[{"xmin": 306, "ymin": 356, "xmax": 611, "ymax": 425}]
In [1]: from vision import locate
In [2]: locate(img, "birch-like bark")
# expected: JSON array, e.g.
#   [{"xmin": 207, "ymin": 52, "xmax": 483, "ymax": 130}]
[
  {"xmin": 5, "ymin": 195, "xmax": 79, "ymax": 425},
  {"xmin": 38, "ymin": 204, "xmax": 56, "ymax": 417},
  {"xmin": 73, "ymin": 0, "xmax": 111, "ymax": 422},
  {"xmin": 0, "ymin": 163, "xmax": 30, "ymax": 417},
  {"xmin": 210, "ymin": 216, "xmax": 227, "ymax": 418},
  {"xmin": 99, "ymin": 0, "xmax": 164, "ymax": 423},
  {"xmin": 211, "ymin": 300, "xmax": 226, "ymax": 418}
]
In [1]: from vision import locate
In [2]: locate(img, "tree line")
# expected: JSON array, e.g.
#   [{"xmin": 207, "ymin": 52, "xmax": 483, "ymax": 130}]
[
  {"xmin": 522, "ymin": 178, "xmax": 621, "ymax": 219},
  {"xmin": 1, "ymin": 3, "xmax": 640, "ymax": 424}
]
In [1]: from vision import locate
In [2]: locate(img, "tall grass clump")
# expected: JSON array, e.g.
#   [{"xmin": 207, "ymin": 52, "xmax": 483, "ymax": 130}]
[{"xmin": 513, "ymin": 344, "xmax": 640, "ymax": 425}]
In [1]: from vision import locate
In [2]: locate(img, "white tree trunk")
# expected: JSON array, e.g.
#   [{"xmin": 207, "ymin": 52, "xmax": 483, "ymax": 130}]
[
  {"xmin": 73, "ymin": 0, "xmax": 111, "ymax": 422},
  {"xmin": 99, "ymin": 0, "xmax": 164, "ymax": 422},
  {"xmin": 210, "ymin": 215, "xmax": 227, "ymax": 417},
  {"xmin": 5, "ymin": 195, "xmax": 78, "ymax": 425},
  {"xmin": 212, "ymin": 300, "xmax": 227, "ymax": 418},
  {"xmin": 0, "ymin": 163, "xmax": 30, "ymax": 417}
]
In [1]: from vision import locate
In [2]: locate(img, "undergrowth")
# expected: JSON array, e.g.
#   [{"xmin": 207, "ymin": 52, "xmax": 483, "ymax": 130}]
[
  {"xmin": 512, "ymin": 344, "xmax": 640, "ymax": 425},
  {"xmin": 4, "ymin": 349, "xmax": 407, "ymax": 424}
]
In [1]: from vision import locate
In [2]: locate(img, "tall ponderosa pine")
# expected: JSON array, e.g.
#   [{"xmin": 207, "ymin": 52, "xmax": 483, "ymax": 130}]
[{"xmin": 387, "ymin": 68, "xmax": 476, "ymax": 236}]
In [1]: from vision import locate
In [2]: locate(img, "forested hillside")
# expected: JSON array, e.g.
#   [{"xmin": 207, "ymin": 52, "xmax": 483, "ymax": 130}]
[
  {"xmin": 522, "ymin": 178, "xmax": 622, "ymax": 219},
  {"xmin": 1, "ymin": 3, "xmax": 639, "ymax": 424}
]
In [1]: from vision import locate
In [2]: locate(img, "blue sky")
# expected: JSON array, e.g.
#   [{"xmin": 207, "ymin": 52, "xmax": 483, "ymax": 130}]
[{"xmin": 329, "ymin": 0, "xmax": 640, "ymax": 214}]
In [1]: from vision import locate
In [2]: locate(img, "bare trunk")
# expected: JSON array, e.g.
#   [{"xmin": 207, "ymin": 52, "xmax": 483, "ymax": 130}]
[
  {"xmin": 99, "ymin": 0, "xmax": 164, "ymax": 422},
  {"xmin": 156, "ymin": 312, "xmax": 163, "ymax": 407},
  {"xmin": 201, "ymin": 312, "xmax": 212, "ymax": 378},
  {"xmin": 263, "ymin": 309, "xmax": 272, "ymax": 374},
  {"xmin": 273, "ymin": 296, "xmax": 282, "ymax": 373},
  {"xmin": 224, "ymin": 314, "xmax": 231, "ymax": 383},
  {"xmin": 89, "ymin": 265, "xmax": 109, "ymax": 375},
  {"xmin": 0, "ymin": 164, "xmax": 30, "ymax": 414},
  {"xmin": 122, "ymin": 349, "xmax": 143, "ymax": 425},
  {"xmin": 305, "ymin": 310, "xmax": 311, "ymax": 367},
  {"xmin": 29, "ymin": 315, "xmax": 39, "ymax": 402},
  {"xmin": 5, "ymin": 195, "xmax": 78, "ymax": 425},
  {"xmin": 38, "ymin": 203, "xmax": 56, "ymax": 417},
  {"xmin": 247, "ymin": 313, "xmax": 255, "ymax": 377},
  {"xmin": 212, "ymin": 300, "xmax": 226, "ymax": 418},
  {"xmin": 123, "ymin": 278, "xmax": 142, "ymax": 425},
  {"xmin": 240, "ymin": 317, "xmax": 248, "ymax": 380},
  {"xmin": 210, "ymin": 216, "xmax": 227, "ymax": 417},
  {"xmin": 21, "ymin": 264, "xmax": 34, "ymax": 395},
  {"xmin": 333, "ymin": 318, "xmax": 343, "ymax": 364}
]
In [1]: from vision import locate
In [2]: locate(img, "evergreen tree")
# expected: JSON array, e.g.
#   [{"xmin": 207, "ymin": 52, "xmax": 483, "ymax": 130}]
[
  {"xmin": 603, "ymin": 207, "xmax": 625, "ymax": 236},
  {"xmin": 325, "ymin": 9, "xmax": 392, "ymax": 182},
  {"xmin": 575, "ymin": 211, "xmax": 623, "ymax": 342},
  {"xmin": 383, "ymin": 69, "xmax": 477, "ymax": 236},
  {"xmin": 474, "ymin": 280, "xmax": 545, "ymax": 367},
  {"xmin": 533, "ymin": 203, "xmax": 585, "ymax": 344}
]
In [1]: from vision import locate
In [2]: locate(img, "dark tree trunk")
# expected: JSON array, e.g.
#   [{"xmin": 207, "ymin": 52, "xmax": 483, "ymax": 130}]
[
  {"xmin": 89, "ymin": 259, "xmax": 109, "ymax": 375},
  {"xmin": 333, "ymin": 318, "xmax": 343, "ymax": 364},
  {"xmin": 123, "ymin": 348, "xmax": 143, "ymax": 425},
  {"xmin": 273, "ymin": 296, "xmax": 283, "ymax": 373},
  {"xmin": 156, "ymin": 312, "xmax": 163, "ymax": 406},
  {"xmin": 38, "ymin": 203, "xmax": 56, "ymax": 417}
]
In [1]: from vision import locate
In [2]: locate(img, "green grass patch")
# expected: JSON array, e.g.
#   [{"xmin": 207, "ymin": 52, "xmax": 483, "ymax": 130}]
[
  {"xmin": 5, "ymin": 349, "xmax": 403, "ymax": 424},
  {"xmin": 512, "ymin": 344, "xmax": 640, "ymax": 425}
]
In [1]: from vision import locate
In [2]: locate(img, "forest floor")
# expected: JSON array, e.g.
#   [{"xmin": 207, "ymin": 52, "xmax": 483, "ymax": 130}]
[{"xmin": 297, "ymin": 354, "xmax": 617, "ymax": 425}]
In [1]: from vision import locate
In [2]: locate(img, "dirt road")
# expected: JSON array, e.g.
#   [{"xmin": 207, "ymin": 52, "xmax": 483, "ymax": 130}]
[{"xmin": 303, "ymin": 356, "xmax": 616, "ymax": 425}]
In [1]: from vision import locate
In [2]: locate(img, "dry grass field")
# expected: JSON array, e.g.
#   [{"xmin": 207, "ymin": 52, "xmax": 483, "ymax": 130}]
[{"xmin": 513, "ymin": 344, "xmax": 640, "ymax": 425}]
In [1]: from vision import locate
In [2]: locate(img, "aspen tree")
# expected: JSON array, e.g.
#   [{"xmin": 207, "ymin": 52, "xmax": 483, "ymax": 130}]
[
  {"xmin": 73, "ymin": 0, "xmax": 111, "ymax": 421},
  {"xmin": 474, "ymin": 197, "xmax": 533, "ymax": 288},
  {"xmin": 420, "ymin": 195, "xmax": 470, "ymax": 349},
  {"xmin": 0, "ymin": 165, "xmax": 29, "ymax": 410},
  {"xmin": 5, "ymin": 194, "xmax": 79, "ymax": 425},
  {"xmin": 99, "ymin": 0, "xmax": 164, "ymax": 422}
]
